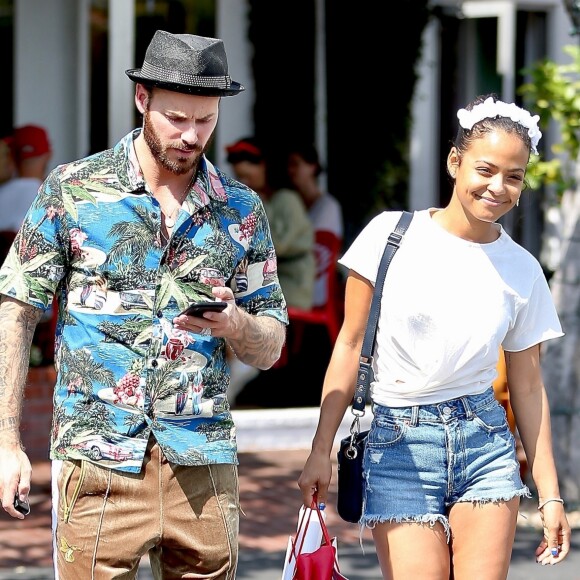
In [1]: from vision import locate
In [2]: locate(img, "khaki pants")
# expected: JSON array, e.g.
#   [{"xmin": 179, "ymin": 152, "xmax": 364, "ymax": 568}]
[{"xmin": 53, "ymin": 439, "xmax": 239, "ymax": 579}]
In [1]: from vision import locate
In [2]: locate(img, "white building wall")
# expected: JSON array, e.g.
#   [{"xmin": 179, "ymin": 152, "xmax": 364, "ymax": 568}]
[
  {"xmin": 108, "ymin": 0, "xmax": 135, "ymax": 148},
  {"xmin": 215, "ymin": 0, "xmax": 254, "ymax": 171},
  {"xmin": 14, "ymin": 0, "xmax": 87, "ymax": 170},
  {"xmin": 409, "ymin": 19, "xmax": 440, "ymax": 212}
]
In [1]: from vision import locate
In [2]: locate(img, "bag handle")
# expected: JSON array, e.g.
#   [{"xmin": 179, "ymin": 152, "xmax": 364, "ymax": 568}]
[
  {"xmin": 351, "ymin": 210, "xmax": 414, "ymax": 417},
  {"xmin": 289, "ymin": 495, "xmax": 338, "ymax": 567}
]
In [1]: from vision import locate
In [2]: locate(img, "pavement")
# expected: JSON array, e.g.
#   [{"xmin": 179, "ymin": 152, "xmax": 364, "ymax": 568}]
[{"xmin": 1, "ymin": 407, "xmax": 579, "ymax": 579}]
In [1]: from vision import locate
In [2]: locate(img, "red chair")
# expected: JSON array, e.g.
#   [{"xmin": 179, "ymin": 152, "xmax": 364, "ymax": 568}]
[{"xmin": 276, "ymin": 230, "xmax": 344, "ymax": 367}]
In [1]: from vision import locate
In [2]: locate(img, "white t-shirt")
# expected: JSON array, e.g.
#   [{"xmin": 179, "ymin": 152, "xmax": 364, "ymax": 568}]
[
  {"xmin": 0, "ymin": 177, "xmax": 41, "ymax": 231},
  {"xmin": 309, "ymin": 193, "xmax": 343, "ymax": 306},
  {"xmin": 339, "ymin": 209, "xmax": 564, "ymax": 406},
  {"xmin": 309, "ymin": 193, "xmax": 343, "ymax": 239}
]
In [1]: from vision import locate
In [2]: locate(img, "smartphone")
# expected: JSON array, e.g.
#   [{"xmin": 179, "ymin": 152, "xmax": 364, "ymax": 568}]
[
  {"xmin": 14, "ymin": 495, "xmax": 30, "ymax": 516},
  {"xmin": 179, "ymin": 301, "xmax": 227, "ymax": 317}
]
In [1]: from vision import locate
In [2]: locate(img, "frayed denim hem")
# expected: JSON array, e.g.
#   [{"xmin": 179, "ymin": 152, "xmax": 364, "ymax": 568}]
[
  {"xmin": 452, "ymin": 486, "xmax": 531, "ymax": 506},
  {"xmin": 361, "ymin": 514, "xmax": 451, "ymax": 543},
  {"xmin": 452, "ymin": 487, "xmax": 532, "ymax": 525}
]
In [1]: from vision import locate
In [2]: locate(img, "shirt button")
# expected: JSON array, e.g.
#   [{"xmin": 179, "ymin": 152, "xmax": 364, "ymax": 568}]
[{"xmin": 442, "ymin": 407, "xmax": 452, "ymax": 416}]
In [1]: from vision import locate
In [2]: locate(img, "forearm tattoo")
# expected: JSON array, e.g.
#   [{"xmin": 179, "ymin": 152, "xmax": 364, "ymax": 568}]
[
  {"xmin": 228, "ymin": 313, "xmax": 286, "ymax": 369},
  {"xmin": 0, "ymin": 297, "xmax": 42, "ymax": 442}
]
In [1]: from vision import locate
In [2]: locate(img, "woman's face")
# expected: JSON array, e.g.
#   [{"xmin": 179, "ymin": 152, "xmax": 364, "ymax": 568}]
[
  {"xmin": 230, "ymin": 160, "xmax": 267, "ymax": 193},
  {"xmin": 449, "ymin": 129, "xmax": 528, "ymax": 224},
  {"xmin": 287, "ymin": 153, "xmax": 314, "ymax": 189}
]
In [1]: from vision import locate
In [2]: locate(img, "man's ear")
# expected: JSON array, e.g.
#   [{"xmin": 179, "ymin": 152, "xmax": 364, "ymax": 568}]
[{"xmin": 134, "ymin": 84, "xmax": 149, "ymax": 115}]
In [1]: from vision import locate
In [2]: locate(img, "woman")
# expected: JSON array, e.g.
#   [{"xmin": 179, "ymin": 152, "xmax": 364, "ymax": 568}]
[{"xmin": 298, "ymin": 94, "xmax": 571, "ymax": 579}]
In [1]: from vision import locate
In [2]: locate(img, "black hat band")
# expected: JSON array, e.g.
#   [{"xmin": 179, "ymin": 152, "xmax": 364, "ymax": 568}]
[{"xmin": 140, "ymin": 61, "xmax": 232, "ymax": 89}]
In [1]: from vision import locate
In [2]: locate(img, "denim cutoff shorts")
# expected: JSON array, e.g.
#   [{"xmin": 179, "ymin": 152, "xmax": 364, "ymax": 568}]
[{"xmin": 361, "ymin": 386, "xmax": 530, "ymax": 540}]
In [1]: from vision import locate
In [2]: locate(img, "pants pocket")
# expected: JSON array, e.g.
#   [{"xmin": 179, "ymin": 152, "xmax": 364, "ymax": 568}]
[{"xmin": 58, "ymin": 460, "xmax": 86, "ymax": 523}]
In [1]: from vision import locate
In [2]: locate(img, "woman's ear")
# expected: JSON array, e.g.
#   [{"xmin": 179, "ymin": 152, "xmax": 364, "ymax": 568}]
[{"xmin": 447, "ymin": 147, "xmax": 459, "ymax": 178}]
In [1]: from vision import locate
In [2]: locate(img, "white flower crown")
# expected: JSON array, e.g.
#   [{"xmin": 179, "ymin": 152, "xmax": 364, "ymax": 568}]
[{"xmin": 457, "ymin": 96, "xmax": 542, "ymax": 155}]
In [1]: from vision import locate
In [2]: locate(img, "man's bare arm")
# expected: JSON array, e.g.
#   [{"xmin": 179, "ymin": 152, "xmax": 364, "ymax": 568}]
[
  {"xmin": 227, "ymin": 311, "xmax": 286, "ymax": 370},
  {"xmin": 172, "ymin": 286, "xmax": 287, "ymax": 370},
  {"xmin": 0, "ymin": 296, "xmax": 42, "ymax": 448}
]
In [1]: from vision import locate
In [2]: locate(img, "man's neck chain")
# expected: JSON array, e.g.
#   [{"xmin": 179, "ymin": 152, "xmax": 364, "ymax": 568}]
[{"xmin": 161, "ymin": 172, "xmax": 195, "ymax": 240}]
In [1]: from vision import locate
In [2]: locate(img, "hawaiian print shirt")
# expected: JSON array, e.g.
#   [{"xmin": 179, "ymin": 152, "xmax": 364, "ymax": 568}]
[{"xmin": 0, "ymin": 129, "xmax": 288, "ymax": 473}]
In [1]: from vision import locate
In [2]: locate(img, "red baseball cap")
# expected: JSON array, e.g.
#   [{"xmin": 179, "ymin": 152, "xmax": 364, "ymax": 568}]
[{"xmin": 12, "ymin": 125, "xmax": 51, "ymax": 161}]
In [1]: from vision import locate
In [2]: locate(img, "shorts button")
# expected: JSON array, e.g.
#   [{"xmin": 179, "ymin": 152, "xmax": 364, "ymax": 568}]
[{"xmin": 442, "ymin": 407, "xmax": 452, "ymax": 416}]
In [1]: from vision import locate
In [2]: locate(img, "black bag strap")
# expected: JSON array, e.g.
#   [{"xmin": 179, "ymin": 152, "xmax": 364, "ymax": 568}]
[{"xmin": 351, "ymin": 210, "xmax": 414, "ymax": 415}]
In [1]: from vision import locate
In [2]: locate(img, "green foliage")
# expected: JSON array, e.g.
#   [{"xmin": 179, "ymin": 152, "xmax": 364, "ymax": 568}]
[{"xmin": 518, "ymin": 44, "xmax": 580, "ymax": 197}]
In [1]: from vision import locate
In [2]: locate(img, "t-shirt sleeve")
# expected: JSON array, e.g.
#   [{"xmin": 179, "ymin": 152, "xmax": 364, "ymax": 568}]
[
  {"xmin": 503, "ymin": 270, "xmax": 564, "ymax": 351},
  {"xmin": 338, "ymin": 211, "xmax": 403, "ymax": 285},
  {"xmin": 0, "ymin": 169, "xmax": 69, "ymax": 311}
]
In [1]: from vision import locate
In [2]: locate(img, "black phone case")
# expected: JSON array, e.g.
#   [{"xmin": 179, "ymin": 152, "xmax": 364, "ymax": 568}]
[
  {"xmin": 180, "ymin": 301, "xmax": 226, "ymax": 317},
  {"xmin": 14, "ymin": 495, "xmax": 30, "ymax": 516}
]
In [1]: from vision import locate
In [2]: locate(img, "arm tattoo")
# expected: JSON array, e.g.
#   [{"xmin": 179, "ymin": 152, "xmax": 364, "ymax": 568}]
[
  {"xmin": 0, "ymin": 297, "xmax": 43, "ymax": 445},
  {"xmin": 228, "ymin": 313, "xmax": 286, "ymax": 369}
]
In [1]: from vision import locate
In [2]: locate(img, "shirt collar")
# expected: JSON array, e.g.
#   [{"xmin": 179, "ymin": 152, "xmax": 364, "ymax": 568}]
[{"xmin": 120, "ymin": 129, "xmax": 228, "ymax": 207}]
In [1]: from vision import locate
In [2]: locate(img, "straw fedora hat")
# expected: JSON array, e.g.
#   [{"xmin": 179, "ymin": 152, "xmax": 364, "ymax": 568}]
[{"xmin": 125, "ymin": 30, "xmax": 244, "ymax": 97}]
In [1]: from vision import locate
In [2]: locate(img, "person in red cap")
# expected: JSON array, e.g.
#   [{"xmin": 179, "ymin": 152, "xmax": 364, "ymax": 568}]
[
  {"xmin": 0, "ymin": 124, "xmax": 52, "ymax": 232},
  {"xmin": 11, "ymin": 124, "xmax": 52, "ymax": 176}
]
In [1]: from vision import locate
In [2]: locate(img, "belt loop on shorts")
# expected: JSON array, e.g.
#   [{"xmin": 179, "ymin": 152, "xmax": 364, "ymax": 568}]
[
  {"xmin": 410, "ymin": 405, "xmax": 419, "ymax": 426},
  {"xmin": 460, "ymin": 396, "xmax": 474, "ymax": 419}
]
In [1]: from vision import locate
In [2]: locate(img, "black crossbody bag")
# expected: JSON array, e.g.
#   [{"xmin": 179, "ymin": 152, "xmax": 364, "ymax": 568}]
[{"xmin": 336, "ymin": 211, "xmax": 414, "ymax": 523}]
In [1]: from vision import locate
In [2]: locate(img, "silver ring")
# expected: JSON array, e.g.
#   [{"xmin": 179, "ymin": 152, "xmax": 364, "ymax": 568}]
[{"xmin": 200, "ymin": 327, "xmax": 212, "ymax": 337}]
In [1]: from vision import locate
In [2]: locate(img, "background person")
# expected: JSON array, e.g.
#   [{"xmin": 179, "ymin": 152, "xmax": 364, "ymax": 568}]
[
  {"xmin": 286, "ymin": 141, "xmax": 344, "ymax": 309},
  {"xmin": 0, "ymin": 30, "xmax": 287, "ymax": 579},
  {"xmin": 298, "ymin": 93, "xmax": 570, "ymax": 578},
  {"xmin": 0, "ymin": 124, "xmax": 52, "ymax": 233}
]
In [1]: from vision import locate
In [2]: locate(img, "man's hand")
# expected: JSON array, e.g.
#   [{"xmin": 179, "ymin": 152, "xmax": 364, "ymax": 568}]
[
  {"xmin": 0, "ymin": 297, "xmax": 41, "ymax": 518},
  {"xmin": 173, "ymin": 286, "xmax": 286, "ymax": 369},
  {"xmin": 0, "ymin": 444, "xmax": 31, "ymax": 519}
]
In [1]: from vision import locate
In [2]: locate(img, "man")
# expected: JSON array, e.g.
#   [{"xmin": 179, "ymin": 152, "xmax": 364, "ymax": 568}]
[{"xmin": 0, "ymin": 30, "xmax": 287, "ymax": 579}]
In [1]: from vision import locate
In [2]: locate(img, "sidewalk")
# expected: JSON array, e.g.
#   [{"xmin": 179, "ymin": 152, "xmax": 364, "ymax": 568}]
[{"xmin": 1, "ymin": 408, "xmax": 579, "ymax": 579}]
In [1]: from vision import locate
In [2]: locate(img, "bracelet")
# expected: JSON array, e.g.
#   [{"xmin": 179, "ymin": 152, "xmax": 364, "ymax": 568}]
[{"xmin": 537, "ymin": 498, "xmax": 564, "ymax": 510}]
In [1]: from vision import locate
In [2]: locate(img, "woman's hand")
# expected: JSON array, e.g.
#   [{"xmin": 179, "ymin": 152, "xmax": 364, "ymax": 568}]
[
  {"xmin": 535, "ymin": 502, "xmax": 571, "ymax": 565},
  {"xmin": 297, "ymin": 450, "xmax": 333, "ymax": 510}
]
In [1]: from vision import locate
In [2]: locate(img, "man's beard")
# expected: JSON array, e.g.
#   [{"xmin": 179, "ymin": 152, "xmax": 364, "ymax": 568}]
[{"xmin": 143, "ymin": 111, "xmax": 204, "ymax": 176}]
